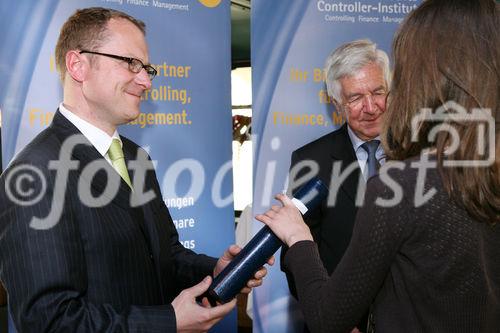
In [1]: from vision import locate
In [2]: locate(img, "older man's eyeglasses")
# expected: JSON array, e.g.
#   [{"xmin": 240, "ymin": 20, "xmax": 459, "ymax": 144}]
[
  {"xmin": 79, "ymin": 50, "xmax": 157, "ymax": 80},
  {"xmin": 344, "ymin": 88, "xmax": 388, "ymax": 109}
]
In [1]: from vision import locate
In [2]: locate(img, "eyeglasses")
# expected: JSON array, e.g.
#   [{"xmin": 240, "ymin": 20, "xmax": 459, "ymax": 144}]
[
  {"xmin": 343, "ymin": 88, "xmax": 388, "ymax": 109},
  {"xmin": 79, "ymin": 50, "xmax": 157, "ymax": 80}
]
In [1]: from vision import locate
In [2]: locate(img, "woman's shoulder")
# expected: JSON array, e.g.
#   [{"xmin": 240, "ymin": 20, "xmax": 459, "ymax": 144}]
[
  {"xmin": 364, "ymin": 153, "xmax": 447, "ymax": 224},
  {"xmin": 375, "ymin": 153, "xmax": 442, "ymax": 192}
]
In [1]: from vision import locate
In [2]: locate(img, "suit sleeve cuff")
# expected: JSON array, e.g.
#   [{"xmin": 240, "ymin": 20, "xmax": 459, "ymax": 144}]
[{"xmin": 128, "ymin": 304, "xmax": 176, "ymax": 332}]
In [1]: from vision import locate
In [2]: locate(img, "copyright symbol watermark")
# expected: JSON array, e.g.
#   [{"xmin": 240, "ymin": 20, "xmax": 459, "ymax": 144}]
[{"xmin": 5, "ymin": 164, "xmax": 47, "ymax": 206}]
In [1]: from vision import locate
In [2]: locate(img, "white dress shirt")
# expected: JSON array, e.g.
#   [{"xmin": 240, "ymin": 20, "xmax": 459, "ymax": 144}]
[{"xmin": 59, "ymin": 103, "xmax": 122, "ymax": 166}]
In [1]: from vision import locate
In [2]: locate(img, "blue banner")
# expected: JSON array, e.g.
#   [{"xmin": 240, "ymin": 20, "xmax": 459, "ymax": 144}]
[
  {"xmin": 251, "ymin": 0, "xmax": 420, "ymax": 331},
  {"xmin": 0, "ymin": 0, "xmax": 235, "ymax": 331}
]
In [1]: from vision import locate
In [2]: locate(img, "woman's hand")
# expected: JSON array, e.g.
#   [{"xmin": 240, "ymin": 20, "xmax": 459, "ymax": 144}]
[{"xmin": 255, "ymin": 193, "xmax": 313, "ymax": 247}]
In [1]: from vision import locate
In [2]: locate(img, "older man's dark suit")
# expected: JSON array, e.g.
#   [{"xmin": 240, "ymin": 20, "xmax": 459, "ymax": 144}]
[
  {"xmin": 0, "ymin": 111, "xmax": 216, "ymax": 332},
  {"xmin": 284, "ymin": 123, "xmax": 367, "ymax": 329}
]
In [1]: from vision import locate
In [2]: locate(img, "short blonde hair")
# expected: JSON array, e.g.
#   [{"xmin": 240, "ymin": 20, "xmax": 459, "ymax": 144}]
[{"xmin": 55, "ymin": 7, "xmax": 146, "ymax": 82}]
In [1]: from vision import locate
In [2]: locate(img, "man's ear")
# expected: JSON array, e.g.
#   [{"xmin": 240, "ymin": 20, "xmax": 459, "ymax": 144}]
[{"xmin": 65, "ymin": 50, "xmax": 87, "ymax": 82}]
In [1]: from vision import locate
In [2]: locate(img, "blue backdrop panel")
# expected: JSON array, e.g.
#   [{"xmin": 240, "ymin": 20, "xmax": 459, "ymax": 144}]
[
  {"xmin": 251, "ymin": 1, "xmax": 420, "ymax": 331},
  {"xmin": 0, "ymin": 0, "xmax": 235, "ymax": 332}
]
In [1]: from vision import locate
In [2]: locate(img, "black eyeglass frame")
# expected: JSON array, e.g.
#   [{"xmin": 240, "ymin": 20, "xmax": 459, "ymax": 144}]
[{"xmin": 79, "ymin": 50, "xmax": 157, "ymax": 80}]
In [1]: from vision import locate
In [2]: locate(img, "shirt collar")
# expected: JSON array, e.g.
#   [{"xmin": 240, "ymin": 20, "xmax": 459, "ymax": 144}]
[
  {"xmin": 59, "ymin": 103, "xmax": 121, "ymax": 157},
  {"xmin": 346, "ymin": 125, "xmax": 381, "ymax": 151}
]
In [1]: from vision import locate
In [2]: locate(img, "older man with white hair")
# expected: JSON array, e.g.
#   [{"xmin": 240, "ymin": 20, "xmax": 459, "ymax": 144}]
[{"xmin": 284, "ymin": 39, "xmax": 390, "ymax": 333}]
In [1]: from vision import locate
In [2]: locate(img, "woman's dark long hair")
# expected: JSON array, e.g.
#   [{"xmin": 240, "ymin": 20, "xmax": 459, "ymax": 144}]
[{"xmin": 382, "ymin": 0, "xmax": 499, "ymax": 224}]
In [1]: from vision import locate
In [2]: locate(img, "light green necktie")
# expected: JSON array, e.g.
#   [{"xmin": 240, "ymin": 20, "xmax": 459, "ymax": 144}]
[{"xmin": 107, "ymin": 138, "xmax": 132, "ymax": 189}]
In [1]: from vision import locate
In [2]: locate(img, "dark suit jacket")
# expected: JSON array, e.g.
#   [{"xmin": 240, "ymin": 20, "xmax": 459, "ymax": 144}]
[{"xmin": 0, "ymin": 111, "xmax": 217, "ymax": 332}]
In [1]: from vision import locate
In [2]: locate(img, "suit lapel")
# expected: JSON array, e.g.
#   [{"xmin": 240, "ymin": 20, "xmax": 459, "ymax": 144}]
[
  {"xmin": 122, "ymin": 139, "xmax": 169, "ymax": 302},
  {"xmin": 139, "ymin": 202, "xmax": 168, "ymax": 302},
  {"xmin": 50, "ymin": 110, "xmax": 167, "ymax": 299},
  {"xmin": 51, "ymin": 110, "xmax": 132, "ymax": 210},
  {"xmin": 51, "ymin": 111, "xmax": 166, "ymax": 299},
  {"xmin": 329, "ymin": 124, "xmax": 363, "ymax": 202}
]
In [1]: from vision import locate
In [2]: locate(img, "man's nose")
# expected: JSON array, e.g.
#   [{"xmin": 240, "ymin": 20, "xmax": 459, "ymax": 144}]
[
  {"xmin": 136, "ymin": 68, "xmax": 152, "ymax": 90},
  {"xmin": 363, "ymin": 94, "xmax": 376, "ymax": 114}
]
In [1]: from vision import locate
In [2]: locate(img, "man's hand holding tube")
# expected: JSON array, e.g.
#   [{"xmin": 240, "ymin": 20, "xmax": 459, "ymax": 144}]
[
  {"xmin": 256, "ymin": 193, "xmax": 314, "ymax": 247},
  {"xmin": 172, "ymin": 276, "xmax": 236, "ymax": 332},
  {"xmin": 214, "ymin": 244, "xmax": 275, "ymax": 294},
  {"xmin": 172, "ymin": 244, "xmax": 274, "ymax": 332}
]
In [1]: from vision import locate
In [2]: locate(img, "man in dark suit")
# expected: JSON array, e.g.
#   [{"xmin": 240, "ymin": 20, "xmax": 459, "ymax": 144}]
[
  {"xmin": 0, "ymin": 8, "xmax": 269, "ymax": 332},
  {"xmin": 285, "ymin": 40, "xmax": 390, "ymax": 332}
]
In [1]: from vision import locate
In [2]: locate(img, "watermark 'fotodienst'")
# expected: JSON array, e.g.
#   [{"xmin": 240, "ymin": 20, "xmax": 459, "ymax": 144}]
[{"xmin": 2, "ymin": 101, "xmax": 495, "ymax": 230}]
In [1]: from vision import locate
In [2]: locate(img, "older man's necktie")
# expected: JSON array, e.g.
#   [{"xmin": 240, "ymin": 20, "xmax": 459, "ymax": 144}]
[
  {"xmin": 361, "ymin": 140, "xmax": 380, "ymax": 180},
  {"xmin": 107, "ymin": 139, "xmax": 132, "ymax": 189}
]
